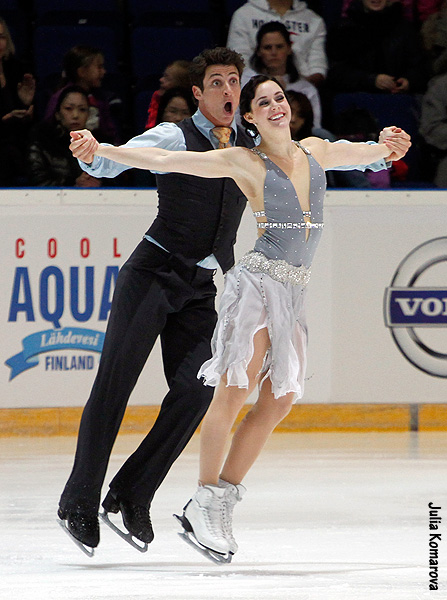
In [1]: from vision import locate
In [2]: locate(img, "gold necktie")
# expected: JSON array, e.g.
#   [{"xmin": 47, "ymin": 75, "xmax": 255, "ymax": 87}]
[{"xmin": 212, "ymin": 126, "xmax": 232, "ymax": 149}]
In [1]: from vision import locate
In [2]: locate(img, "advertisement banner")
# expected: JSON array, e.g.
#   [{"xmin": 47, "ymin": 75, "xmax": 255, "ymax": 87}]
[{"xmin": 1, "ymin": 189, "xmax": 446, "ymax": 408}]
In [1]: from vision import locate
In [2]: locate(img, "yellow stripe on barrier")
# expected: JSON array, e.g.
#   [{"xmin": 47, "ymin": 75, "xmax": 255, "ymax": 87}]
[{"xmin": 1, "ymin": 404, "xmax": 446, "ymax": 437}]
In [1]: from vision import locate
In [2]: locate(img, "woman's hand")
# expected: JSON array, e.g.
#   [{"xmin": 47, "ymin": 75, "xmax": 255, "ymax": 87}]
[
  {"xmin": 1, "ymin": 106, "xmax": 33, "ymax": 122},
  {"xmin": 17, "ymin": 73, "xmax": 36, "ymax": 107},
  {"xmin": 375, "ymin": 74, "xmax": 398, "ymax": 93},
  {"xmin": 379, "ymin": 126, "xmax": 411, "ymax": 161}
]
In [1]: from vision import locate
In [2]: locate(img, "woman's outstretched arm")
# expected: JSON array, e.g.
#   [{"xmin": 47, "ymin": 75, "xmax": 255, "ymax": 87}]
[
  {"xmin": 70, "ymin": 129, "xmax": 246, "ymax": 180},
  {"xmin": 306, "ymin": 127, "xmax": 411, "ymax": 170}
]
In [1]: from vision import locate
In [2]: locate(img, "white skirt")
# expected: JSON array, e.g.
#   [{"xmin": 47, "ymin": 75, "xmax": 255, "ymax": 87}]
[{"xmin": 198, "ymin": 263, "xmax": 308, "ymax": 400}]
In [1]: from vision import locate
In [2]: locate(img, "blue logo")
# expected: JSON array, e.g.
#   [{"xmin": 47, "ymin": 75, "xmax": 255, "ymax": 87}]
[
  {"xmin": 5, "ymin": 326, "xmax": 105, "ymax": 380},
  {"xmin": 385, "ymin": 288, "xmax": 447, "ymax": 327},
  {"xmin": 384, "ymin": 237, "xmax": 447, "ymax": 377}
]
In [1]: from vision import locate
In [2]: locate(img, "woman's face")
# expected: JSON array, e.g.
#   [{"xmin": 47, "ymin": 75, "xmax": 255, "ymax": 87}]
[
  {"xmin": 159, "ymin": 65, "xmax": 183, "ymax": 92},
  {"xmin": 78, "ymin": 54, "xmax": 106, "ymax": 89},
  {"xmin": 245, "ymin": 80, "xmax": 291, "ymax": 133},
  {"xmin": 257, "ymin": 31, "xmax": 291, "ymax": 74},
  {"xmin": 162, "ymin": 96, "xmax": 192, "ymax": 123},
  {"xmin": 56, "ymin": 92, "xmax": 90, "ymax": 131},
  {"xmin": 363, "ymin": 0, "xmax": 388, "ymax": 11},
  {"xmin": 288, "ymin": 99, "xmax": 305, "ymax": 137},
  {"xmin": 0, "ymin": 23, "xmax": 8, "ymax": 60}
]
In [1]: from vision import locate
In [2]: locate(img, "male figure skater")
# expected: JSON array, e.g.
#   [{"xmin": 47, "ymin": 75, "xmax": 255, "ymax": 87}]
[{"xmin": 58, "ymin": 47, "xmax": 254, "ymax": 555}]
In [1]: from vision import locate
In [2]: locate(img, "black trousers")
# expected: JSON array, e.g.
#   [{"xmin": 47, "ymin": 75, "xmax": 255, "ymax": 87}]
[{"xmin": 59, "ymin": 240, "xmax": 217, "ymax": 513}]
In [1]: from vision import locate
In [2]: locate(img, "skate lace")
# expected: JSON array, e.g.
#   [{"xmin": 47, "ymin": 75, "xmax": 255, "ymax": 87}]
[
  {"xmin": 134, "ymin": 505, "xmax": 151, "ymax": 526},
  {"xmin": 222, "ymin": 494, "xmax": 237, "ymax": 542},
  {"xmin": 204, "ymin": 495, "xmax": 227, "ymax": 540}
]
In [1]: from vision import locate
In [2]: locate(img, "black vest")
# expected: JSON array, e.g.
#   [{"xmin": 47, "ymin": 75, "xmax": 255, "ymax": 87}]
[{"xmin": 146, "ymin": 118, "xmax": 254, "ymax": 273}]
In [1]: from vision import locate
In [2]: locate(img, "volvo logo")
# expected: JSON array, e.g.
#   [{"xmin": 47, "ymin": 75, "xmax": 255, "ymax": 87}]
[{"xmin": 384, "ymin": 237, "xmax": 447, "ymax": 377}]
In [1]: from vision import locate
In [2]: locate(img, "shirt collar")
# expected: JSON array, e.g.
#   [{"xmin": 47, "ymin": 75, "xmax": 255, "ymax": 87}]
[{"xmin": 192, "ymin": 109, "xmax": 238, "ymax": 147}]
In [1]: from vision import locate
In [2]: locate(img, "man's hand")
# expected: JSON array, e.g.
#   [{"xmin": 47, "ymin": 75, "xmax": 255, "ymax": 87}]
[
  {"xmin": 70, "ymin": 129, "xmax": 99, "ymax": 164},
  {"xmin": 379, "ymin": 126, "xmax": 411, "ymax": 161}
]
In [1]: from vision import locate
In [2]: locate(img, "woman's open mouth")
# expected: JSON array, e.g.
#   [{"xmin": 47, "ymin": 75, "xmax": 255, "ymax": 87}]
[{"xmin": 269, "ymin": 113, "xmax": 285, "ymax": 121}]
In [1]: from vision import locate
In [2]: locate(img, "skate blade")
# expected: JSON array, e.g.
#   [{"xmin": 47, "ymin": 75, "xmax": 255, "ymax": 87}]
[
  {"xmin": 57, "ymin": 518, "xmax": 95, "ymax": 558},
  {"xmin": 99, "ymin": 510, "xmax": 148, "ymax": 553},
  {"xmin": 173, "ymin": 513, "xmax": 232, "ymax": 565}
]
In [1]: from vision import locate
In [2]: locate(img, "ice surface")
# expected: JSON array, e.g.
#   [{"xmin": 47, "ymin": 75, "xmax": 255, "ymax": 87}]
[{"xmin": 0, "ymin": 432, "xmax": 445, "ymax": 600}]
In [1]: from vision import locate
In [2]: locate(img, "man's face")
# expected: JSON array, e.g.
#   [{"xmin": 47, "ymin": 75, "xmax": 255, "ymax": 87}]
[{"xmin": 192, "ymin": 64, "xmax": 241, "ymax": 126}]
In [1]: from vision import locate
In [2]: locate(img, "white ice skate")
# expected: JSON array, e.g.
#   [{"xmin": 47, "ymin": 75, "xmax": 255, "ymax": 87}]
[
  {"xmin": 220, "ymin": 480, "xmax": 246, "ymax": 555},
  {"xmin": 174, "ymin": 485, "xmax": 232, "ymax": 564}
]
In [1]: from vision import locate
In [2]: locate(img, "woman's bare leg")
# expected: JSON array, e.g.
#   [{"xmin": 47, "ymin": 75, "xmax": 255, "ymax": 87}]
[
  {"xmin": 199, "ymin": 327, "xmax": 271, "ymax": 485},
  {"xmin": 220, "ymin": 379, "xmax": 295, "ymax": 485}
]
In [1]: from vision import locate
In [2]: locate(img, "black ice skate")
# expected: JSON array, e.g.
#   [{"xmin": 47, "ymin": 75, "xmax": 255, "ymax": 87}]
[
  {"xmin": 57, "ymin": 506, "xmax": 99, "ymax": 557},
  {"xmin": 99, "ymin": 491, "xmax": 153, "ymax": 553},
  {"xmin": 174, "ymin": 512, "xmax": 232, "ymax": 565}
]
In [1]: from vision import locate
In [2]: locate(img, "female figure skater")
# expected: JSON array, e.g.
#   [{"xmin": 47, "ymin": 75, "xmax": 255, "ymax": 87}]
[{"xmin": 70, "ymin": 75, "xmax": 410, "ymax": 562}]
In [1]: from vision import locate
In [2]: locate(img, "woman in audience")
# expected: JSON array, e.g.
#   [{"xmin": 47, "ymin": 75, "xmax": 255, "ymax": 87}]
[
  {"xmin": 28, "ymin": 85, "xmax": 101, "ymax": 187},
  {"xmin": 0, "ymin": 16, "xmax": 35, "ymax": 185},
  {"xmin": 145, "ymin": 60, "xmax": 191, "ymax": 130},
  {"xmin": 154, "ymin": 87, "xmax": 196, "ymax": 126},
  {"xmin": 327, "ymin": 0, "xmax": 427, "ymax": 94},
  {"xmin": 45, "ymin": 45, "xmax": 121, "ymax": 144},
  {"xmin": 241, "ymin": 21, "xmax": 322, "ymax": 128}
]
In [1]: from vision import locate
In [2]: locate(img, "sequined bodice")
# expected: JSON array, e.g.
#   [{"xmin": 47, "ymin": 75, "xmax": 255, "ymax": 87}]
[{"xmin": 251, "ymin": 141, "xmax": 326, "ymax": 269}]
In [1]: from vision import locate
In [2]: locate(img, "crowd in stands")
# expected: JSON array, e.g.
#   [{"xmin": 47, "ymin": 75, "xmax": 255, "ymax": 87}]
[{"xmin": 1, "ymin": 0, "xmax": 447, "ymax": 188}]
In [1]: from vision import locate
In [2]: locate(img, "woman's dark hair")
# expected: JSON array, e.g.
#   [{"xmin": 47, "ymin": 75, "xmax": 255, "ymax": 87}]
[
  {"xmin": 250, "ymin": 21, "xmax": 299, "ymax": 83},
  {"xmin": 240, "ymin": 74, "xmax": 285, "ymax": 137},
  {"xmin": 285, "ymin": 90, "xmax": 314, "ymax": 139},
  {"xmin": 62, "ymin": 45, "xmax": 103, "ymax": 83},
  {"xmin": 55, "ymin": 85, "xmax": 89, "ymax": 113},
  {"xmin": 52, "ymin": 85, "xmax": 89, "ymax": 127},
  {"xmin": 155, "ymin": 86, "xmax": 196, "ymax": 125}
]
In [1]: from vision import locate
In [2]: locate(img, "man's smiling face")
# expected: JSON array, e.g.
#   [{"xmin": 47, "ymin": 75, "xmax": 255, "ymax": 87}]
[{"xmin": 192, "ymin": 64, "xmax": 241, "ymax": 127}]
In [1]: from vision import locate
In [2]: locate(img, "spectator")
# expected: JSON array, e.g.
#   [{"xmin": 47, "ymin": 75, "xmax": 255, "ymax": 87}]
[
  {"xmin": 421, "ymin": 0, "xmax": 447, "ymax": 75},
  {"xmin": 28, "ymin": 85, "xmax": 101, "ymax": 187},
  {"xmin": 227, "ymin": 0, "xmax": 328, "ymax": 87},
  {"xmin": 0, "ymin": 16, "xmax": 35, "ymax": 185},
  {"xmin": 44, "ymin": 45, "xmax": 121, "ymax": 144},
  {"xmin": 342, "ymin": 0, "xmax": 443, "ymax": 23},
  {"xmin": 241, "ymin": 21, "xmax": 322, "ymax": 127},
  {"xmin": 287, "ymin": 89, "xmax": 373, "ymax": 187},
  {"xmin": 140, "ymin": 87, "xmax": 195, "ymax": 186},
  {"xmin": 327, "ymin": 0, "xmax": 427, "ymax": 94},
  {"xmin": 145, "ymin": 60, "xmax": 191, "ymax": 130},
  {"xmin": 154, "ymin": 87, "xmax": 196, "ymax": 126},
  {"xmin": 419, "ymin": 71, "xmax": 447, "ymax": 186}
]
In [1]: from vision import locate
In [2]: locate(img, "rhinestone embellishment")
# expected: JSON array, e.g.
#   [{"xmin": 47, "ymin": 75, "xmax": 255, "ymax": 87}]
[
  {"xmin": 256, "ymin": 221, "xmax": 324, "ymax": 230},
  {"xmin": 239, "ymin": 251, "xmax": 311, "ymax": 287}
]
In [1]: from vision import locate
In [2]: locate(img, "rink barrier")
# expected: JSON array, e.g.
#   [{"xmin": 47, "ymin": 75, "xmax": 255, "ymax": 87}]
[{"xmin": 1, "ymin": 404, "xmax": 446, "ymax": 436}]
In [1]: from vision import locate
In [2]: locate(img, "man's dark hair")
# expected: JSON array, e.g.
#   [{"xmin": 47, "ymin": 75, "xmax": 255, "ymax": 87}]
[{"xmin": 189, "ymin": 47, "xmax": 245, "ymax": 90}]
